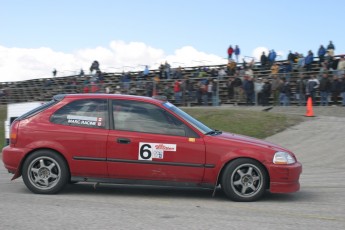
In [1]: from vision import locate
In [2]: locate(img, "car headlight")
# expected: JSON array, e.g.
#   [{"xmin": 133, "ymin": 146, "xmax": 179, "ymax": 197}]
[{"xmin": 273, "ymin": 151, "xmax": 296, "ymax": 164}]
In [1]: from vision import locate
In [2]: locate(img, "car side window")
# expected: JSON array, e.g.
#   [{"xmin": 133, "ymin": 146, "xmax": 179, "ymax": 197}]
[
  {"xmin": 112, "ymin": 100, "xmax": 194, "ymax": 137},
  {"xmin": 50, "ymin": 99, "xmax": 108, "ymax": 129}
]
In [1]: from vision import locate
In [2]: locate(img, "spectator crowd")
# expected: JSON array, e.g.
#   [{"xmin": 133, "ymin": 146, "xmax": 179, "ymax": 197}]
[{"xmin": 1, "ymin": 41, "xmax": 345, "ymax": 107}]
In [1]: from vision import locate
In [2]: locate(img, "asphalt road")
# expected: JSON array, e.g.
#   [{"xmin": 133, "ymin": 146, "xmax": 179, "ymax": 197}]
[{"xmin": 1, "ymin": 115, "xmax": 344, "ymax": 230}]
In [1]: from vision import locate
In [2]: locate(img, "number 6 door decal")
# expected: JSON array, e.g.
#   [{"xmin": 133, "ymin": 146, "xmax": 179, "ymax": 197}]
[
  {"xmin": 139, "ymin": 144, "xmax": 152, "ymax": 160},
  {"xmin": 138, "ymin": 142, "xmax": 176, "ymax": 160}
]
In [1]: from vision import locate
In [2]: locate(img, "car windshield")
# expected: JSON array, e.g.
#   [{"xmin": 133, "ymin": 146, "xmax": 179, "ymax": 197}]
[{"xmin": 163, "ymin": 102, "xmax": 213, "ymax": 134}]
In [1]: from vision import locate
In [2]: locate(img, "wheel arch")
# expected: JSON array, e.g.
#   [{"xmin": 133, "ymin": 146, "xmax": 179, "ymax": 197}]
[
  {"xmin": 216, "ymin": 157, "xmax": 270, "ymax": 189},
  {"xmin": 13, "ymin": 148, "xmax": 71, "ymax": 180}
]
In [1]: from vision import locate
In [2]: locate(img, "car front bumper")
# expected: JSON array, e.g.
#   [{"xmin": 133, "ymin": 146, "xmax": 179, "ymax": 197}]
[{"xmin": 268, "ymin": 162, "xmax": 302, "ymax": 193}]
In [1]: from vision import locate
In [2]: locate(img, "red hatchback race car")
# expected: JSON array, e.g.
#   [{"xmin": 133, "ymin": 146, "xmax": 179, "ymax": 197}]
[{"xmin": 2, "ymin": 94, "xmax": 302, "ymax": 201}]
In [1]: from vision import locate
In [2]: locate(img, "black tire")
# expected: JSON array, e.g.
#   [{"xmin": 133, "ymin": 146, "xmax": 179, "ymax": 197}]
[
  {"xmin": 22, "ymin": 150, "xmax": 69, "ymax": 194},
  {"xmin": 221, "ymin": 158, "xmax": 267, "ymax": 202}
]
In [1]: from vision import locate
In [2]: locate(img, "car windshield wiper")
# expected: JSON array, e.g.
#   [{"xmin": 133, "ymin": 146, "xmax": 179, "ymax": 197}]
[{"xmin": 205, "ymin": 129, "xmax": 222, "ymax": 136}]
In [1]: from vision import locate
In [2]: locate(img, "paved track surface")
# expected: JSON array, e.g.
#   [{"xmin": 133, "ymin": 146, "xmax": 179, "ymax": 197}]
[{"xmin": 1, "ymin": 113, "xmax": 344, "ymax": 230}]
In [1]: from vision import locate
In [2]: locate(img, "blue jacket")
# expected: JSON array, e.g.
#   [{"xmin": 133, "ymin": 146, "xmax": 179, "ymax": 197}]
[
  {"xmin": 235, "ymin": 47, "xmax": 240, "ymax": 55},
  {"xmin": 305, "ymin": 54, "xmax": 314, "ymax": 65},
  {"xmin": 268, "ymin": 51, "xmax": 276, "ymax": 61},
  {"xmin": 318, "ymin": 47, "xmax": 326, "ymax": 56}
]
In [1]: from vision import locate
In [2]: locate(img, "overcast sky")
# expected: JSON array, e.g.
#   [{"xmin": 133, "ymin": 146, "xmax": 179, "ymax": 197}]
[{"xmin": 1, "ymin": 0, "xmax": 344, "ymax": 82}]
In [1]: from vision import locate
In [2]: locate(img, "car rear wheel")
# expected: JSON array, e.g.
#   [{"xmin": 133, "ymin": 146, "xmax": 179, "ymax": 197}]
[
  {"xmin": 221, "ymin": 158, "xmax": 267, "ymax": 202},
  {"xmin": 22, "ymin": 150, "xmax": 68, "ymax": 194}
]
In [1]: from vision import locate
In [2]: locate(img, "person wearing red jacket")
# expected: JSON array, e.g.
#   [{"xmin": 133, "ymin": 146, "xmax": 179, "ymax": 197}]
[
  {"xmin": 227, "ymin": 45, "xmax": 234, "ymax": 59},
  {"xmin": 174, "ymin": 80, "xmax": 182, "ymax": 104}
]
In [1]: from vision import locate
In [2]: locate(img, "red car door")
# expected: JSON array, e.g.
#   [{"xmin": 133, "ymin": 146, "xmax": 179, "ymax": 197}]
[
  {"xmin": 49, "ymin": 98, "xmax": 109, "ymax": 177},
  {"xmin": 106, "ymin": 100, "xmax": 206, "ymax": 182}
]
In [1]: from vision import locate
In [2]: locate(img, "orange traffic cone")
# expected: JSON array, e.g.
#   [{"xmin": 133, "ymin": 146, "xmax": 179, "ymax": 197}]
[{"xmin": 305, "ymin": 97, "xmax": 315, "ymax": 117}]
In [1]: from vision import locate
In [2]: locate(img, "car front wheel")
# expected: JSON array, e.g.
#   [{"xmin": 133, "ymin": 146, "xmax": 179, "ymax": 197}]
[
  {"xmin": 22, "ymin": 150, "xmax": 68, "ymax": 194},
  {"xmin": 221, "ymin": 158, "xmax": 267, "ymax": 202}
]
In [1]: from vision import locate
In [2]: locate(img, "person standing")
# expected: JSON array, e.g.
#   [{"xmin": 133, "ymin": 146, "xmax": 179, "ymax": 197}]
[
  {"xmin": 120, "ymin": 72, "xmax": 131, "ymax": 93},
  {"xmin": 173, "ymin": 80, "xmax": 182, "ymax": 104},
  {"xmin": 268, "ymin": 49, "xmax": 277, "ymax": 67},
  {"xmin": 227, "ymin": 59, "xmax": 237, "ymax": 76},
  {"xmin": 159, "ymin": 63, "xmax": 164, "ymax": 79},
  {"xmin": 297, "ymin": 54, "xmax": 305, "ymax": 72},
  {"xmin": 287, "ymin": 50, "xmax": 296, "ymax": 66},
  {"xmin": 260, "ymin": 52, "xmax": 268, "ymax": 70},
  {"xmin": 327, "ymin": 41, "xmax": 335, "ymax": 56},
  {"xmin": 261, "ymin": 78, "xmax": 271, "ymax": 106},
  {"xmin": 163, "ymin": 83, "xmax": 174, "ymax": 100},
  {"xmin": 254, "ymin": 78, "xmax": 264, "ymax": 105},
  {"xmin": 243, "ymin": 76, "xmax": 254, "ymax": 105},
  {"xmin": 295, "ymin": 74, "xmax": 307, "ymax": 106},
  {"xmin": 226, "ymin": 77, "xmax": 234, "ymax": 102},
  {"xmin": 318, "ymin": 45, "xmax": 326, "ymax": 65},
  {"xmin": 304, "ymin": 50, "xmax": 314, "ymax": 72},
  {"xmin": 331, "ymin": 76, "xmax": 341, "ymax": 105},
  {"xmin": 306, "ymin": 75, "xmax": 320, "ymax": 105},
  {"xmin": 271, "ymin": 75, "xmax": 282, "ymax": 106},
  {"xmin": 319, "ymin": 74, "xmax": 331, "ymax": 106},
  {"xmin": 164, "ymin": 61, "xmax": 171, "ymax": 79},
  {"xmin": 232, "ymin": 74, "xmax": 243, "ymax": 105},
  {"xmin": 196, "ymin": 80, "xmax": 203, "ymax": 105},
  {"xmin": 234, "ymin": 45, "xmax": 240, "ymax": 63},
  {"xmin": 211, "ymin": 78, "xmax": 218, "ymax": 106},
  {"xmin": 227, "ymin": 45, "xmax": 234, "ymax": 59},
  {"xmin": 143, "ymin": 65, "xmax": 150, "ymax": 77},
  {"xmin": 279, "ymin": 78, "xmax": 291, "ymax": 106}
]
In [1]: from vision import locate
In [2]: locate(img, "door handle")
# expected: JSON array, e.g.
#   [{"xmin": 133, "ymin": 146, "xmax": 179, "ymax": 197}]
[{"xmin": 117, "ymin": 138, "xmax": 131, "ymax": 144}]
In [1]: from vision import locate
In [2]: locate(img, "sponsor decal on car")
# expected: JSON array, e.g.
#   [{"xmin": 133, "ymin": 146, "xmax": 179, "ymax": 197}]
[
  {"xmin": 138, "ymin": 142, "xmax": 177, "ymax": 161},
  {"xmin": 67, "ymin": 115, "xmax": 103, "ymax": 126}
]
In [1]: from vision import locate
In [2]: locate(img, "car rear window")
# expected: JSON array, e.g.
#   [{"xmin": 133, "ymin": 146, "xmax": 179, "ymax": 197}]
[{"xmin": 50, "ymin": 99, "xmax": 108, "ymax": 129}]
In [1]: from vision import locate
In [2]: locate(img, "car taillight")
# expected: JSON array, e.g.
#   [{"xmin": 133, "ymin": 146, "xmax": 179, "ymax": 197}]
[{"xmin": 10, "ymin": 120, "xmax": 20, "ymax": 145}]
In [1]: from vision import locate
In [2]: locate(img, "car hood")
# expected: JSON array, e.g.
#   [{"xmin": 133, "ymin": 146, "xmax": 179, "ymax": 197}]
[{"xmin": 211, "ymin": 131, "xmax": 291, "ymax": 153}]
